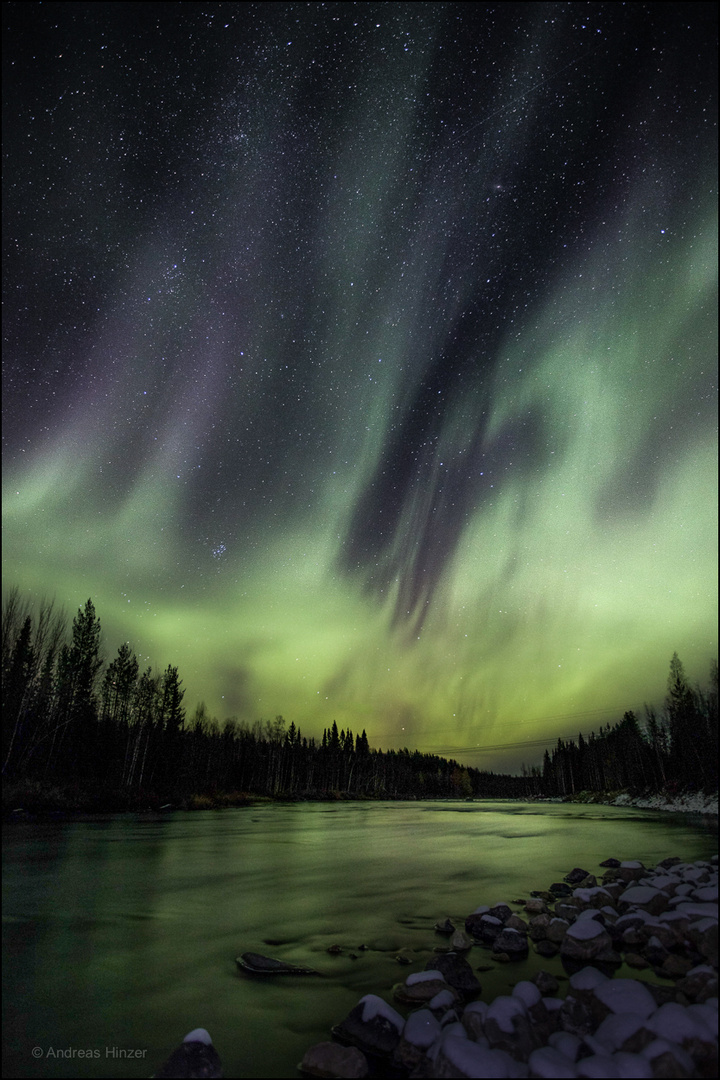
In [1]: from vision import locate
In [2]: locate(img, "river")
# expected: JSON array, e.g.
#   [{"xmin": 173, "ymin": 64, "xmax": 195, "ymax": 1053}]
[{"xmin": 2, "ymin": 800, "xmax": 716, "ymax": 1078}]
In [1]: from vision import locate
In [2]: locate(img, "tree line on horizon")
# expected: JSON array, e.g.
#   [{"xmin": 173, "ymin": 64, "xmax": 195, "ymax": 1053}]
[
  {"xmin": 536, "ymin": 653, "xmax": 717, "ymax": 796},
  {"xmin": 1, "ymin": 589, "xmax": 717, "ymax": 806}
]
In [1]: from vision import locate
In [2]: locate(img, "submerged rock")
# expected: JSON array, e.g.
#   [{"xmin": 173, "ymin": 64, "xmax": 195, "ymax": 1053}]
[
  {"xmin": 236, "ymin": 952, "xmax": 320, "ymax": 975},
  {"xmin": 449, "ymin": 928, "xmax": 473, "ymax": 951}
]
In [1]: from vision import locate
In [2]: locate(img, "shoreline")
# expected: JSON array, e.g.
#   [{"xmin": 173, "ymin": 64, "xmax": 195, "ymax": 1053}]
[
  {"xmin": 3, "ymin": 781, "xmax": 718, "ymax": 819},
  {"xmin": 297, "ymin": 854, "xmax": 719, "ymax": 1079},
  {"xmin": 529, "ymin": 791, "xmax": 720, "ymax": 816}
]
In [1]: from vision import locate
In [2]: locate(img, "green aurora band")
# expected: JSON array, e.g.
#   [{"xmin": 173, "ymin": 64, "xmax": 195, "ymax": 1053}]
[{"xmin": 2, "ymin": 5, "xmax": 717, "ymax": 772}]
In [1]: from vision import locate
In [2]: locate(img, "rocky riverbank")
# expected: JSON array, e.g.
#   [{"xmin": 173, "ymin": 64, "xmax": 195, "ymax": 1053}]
[
  {"xmin": 550, "ymin": 792, "xmax": 719, "ymax": 816},
  {"xmin": 299, "ymin": 855, "xmax": 718, "ymax": 1078}
]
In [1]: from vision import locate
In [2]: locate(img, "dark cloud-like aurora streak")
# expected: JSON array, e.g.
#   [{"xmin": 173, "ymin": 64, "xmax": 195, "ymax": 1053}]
[{"xmin": 3, "ymin": 3, "xmax": 717, "ymax": 770}]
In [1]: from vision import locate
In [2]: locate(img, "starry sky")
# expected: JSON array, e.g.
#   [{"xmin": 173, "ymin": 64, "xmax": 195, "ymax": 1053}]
[{"xmin": 3, "ymin": 2, "xmax": 717, "ymax": 772}]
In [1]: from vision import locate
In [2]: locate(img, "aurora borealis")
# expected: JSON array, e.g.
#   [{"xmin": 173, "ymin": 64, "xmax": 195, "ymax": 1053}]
[{"xmin": 2, "ymin": 2, "xmax": 717, "ymax": 772}]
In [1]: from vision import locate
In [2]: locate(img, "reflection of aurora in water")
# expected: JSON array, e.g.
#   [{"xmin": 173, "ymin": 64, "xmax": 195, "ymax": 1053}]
[
  {"xmin": 3, "ymin": 4, "xmax": 717, "ymax": 771},
  {"xmin": 2, "ymin": 803, "xmax": 716, "ymax": 1079}
]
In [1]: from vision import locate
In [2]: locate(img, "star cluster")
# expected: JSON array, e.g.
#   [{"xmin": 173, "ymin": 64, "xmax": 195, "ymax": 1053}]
[{"xmin": 3, "ymin": 2, "xmax": 717, "ymax": 770}]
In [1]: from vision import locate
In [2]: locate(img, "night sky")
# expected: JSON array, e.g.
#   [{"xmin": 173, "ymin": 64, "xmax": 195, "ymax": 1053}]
[{"xmin": 3, "ymin": 2, "xmax": 717, "ymax": 772}]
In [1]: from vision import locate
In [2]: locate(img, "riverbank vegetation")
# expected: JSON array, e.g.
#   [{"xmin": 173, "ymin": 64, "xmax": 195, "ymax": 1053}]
[{"xmin": 2, "ymin": 589, "xmax": 717, "ymax": 813}]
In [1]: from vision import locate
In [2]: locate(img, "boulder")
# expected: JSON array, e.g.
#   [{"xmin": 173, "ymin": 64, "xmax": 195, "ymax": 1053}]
[
  {"xmin": 675, "ymin": 965, "xmax": 719, "ymax": 1003},
  {"xmin": 656, "ymin": 857, "xmax": 682, "ymax": 870},
  {"xmin": 154, "ymin": 1029, "xmax": 222, "ymax": 1079},
  {"xmin": 425, "ymin": 952, "xmax": 481, "ymax": 996},
  {"xmin": 641, "ymin": 1037, "xmax": 695, "ymax": 1078},
  {"xmin": 588, "ymin": 977, "xmax": 658, "ymax": 1026},
  {"xmin": 492, "ymin": 927, "xmax": 529, "ymax": 958},
  {"xmin": 618, "ymin": 885, "xmax": 670, "ymax": 917},
  {"xmin": 332, "ymin": 995, "xmax": 404, "ymax": 1056},
  {"xmin": 545, "ymin": 918, "xmax": 570, "ymax": 944},
  {"xmin": 593, "ymin": 1011, "xmax": 655, "ymax": 1054},
  {"xmin": 559, "ymin": 919, "xmax": 613, "ymax": 963},
  {"xmin": 484, "ymin": 995, "xmax": 540, "ymax": 1061},
  {"xmin": 564, "ymin": 867, "xmax": 592, "ymax": 885},
  {"xmin": 299, "ymin": 1042, "xmax": 368, "ymax": 1078},
  {"xmin": 534, "ymin": 939, "xmax": 559, "ymax": 958},
  {"xmin": 528, "ymin": 1044, "xmax": 579, "ymax": 1077},
  {"xmin": 464, "ymin": 911, "xmax": 488, "ymax": 938},
  {"xmin": 687, "ymin": 918, "xmax": 718, "ymax": 968},
  {"xmin": 460, "ymin": 1000, "xmax": 487, "ymax": 1040},
  {"xmin": 475, "ymin": 914, "xmax": 504, "ymax": 943},
  {"xmin": 488, "ymin": 902, "xmax": 513, "ymax": 923},
  {"xmin": 625, "ymin": 951, "xmax": 651, "ymax": 969},
  {"xmin": 450, "ymin": 929, "xmax": 473, "ymax": 951},
  {"xmin": 615, "ymin": 861, "xmax": 647, "ymax": 884},
  {"xmin": 531, "ymin": 970, "xmax": 559, "ymax": 995},
  {"xmin": 528, "ymin": 913, "xmax": 551, "ymax": 941},
  {"xmin": 394, "ymin": 970, "xmax": 454, "ymax": 1005},
  {"xmin": 431, "ymin": 1034, "xmax": 520, "ymax": 1078},
  {"xmin": 572, "ymin": 886, "xmax": 612, "ymax": 910},
  {"xmin": 393, "ymin": 1009, "xmax": 441, "ymax": 1070}
]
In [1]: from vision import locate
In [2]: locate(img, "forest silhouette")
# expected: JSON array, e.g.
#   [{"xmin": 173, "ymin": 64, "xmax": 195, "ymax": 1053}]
[{"xmin": 2, "ymin": 589, "xmax": 717, "ymax": 811}]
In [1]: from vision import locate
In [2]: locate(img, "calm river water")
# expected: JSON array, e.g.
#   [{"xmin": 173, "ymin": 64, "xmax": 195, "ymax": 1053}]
[{"xmin": 2, "ymin": 800, "xmax": 716, "ymax": 1078}]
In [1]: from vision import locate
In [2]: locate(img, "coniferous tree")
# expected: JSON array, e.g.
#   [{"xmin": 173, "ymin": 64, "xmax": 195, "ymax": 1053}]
[
  {"xmin": 101, "ymin": 643, "xmax": 139, "ymax": 728},
  {"xmin": 2, "ymin": 615, "xmax": 35, "ymax": 774},
  {"xmin": 69, "ymin": 599, "xmax": 104, "ymax": 718},
  {"xmin": 665, "ymin": 653, "xmax": 702, "ymax": 787}
]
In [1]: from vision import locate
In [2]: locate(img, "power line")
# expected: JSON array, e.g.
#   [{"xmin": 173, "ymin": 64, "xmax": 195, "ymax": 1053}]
[
  {"xmin": 381, "ymin": 703, "xmax": 649, "ymax": 759},
  {"xmin": 405, "ymin": 714, "xmax": 652, "ymax": 761}
]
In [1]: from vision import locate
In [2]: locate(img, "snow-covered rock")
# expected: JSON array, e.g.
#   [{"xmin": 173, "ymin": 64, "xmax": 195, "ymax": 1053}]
[
  {"xmin": 332, "ymin": 994, "xmax": 404, "ymax": 1056},
  {"xmin": 493, "ymin": 926, "xmax": 530, "ymax": 958},
  {"xmin": 425, "ymin": 951, "xmax": 481, "ymax": 995},
  {"xmin": 560, "ymin": 918, "xmax": 613, "ymax": 962},
  {"xmin": 305, "ymin": 855, "xmax": 718, "ymax": 1078},
  {"xmin": 433, "ymin": 1035, "xmax": 525, "ymax": 1078},
  {"xmin": 393, "ymin": 1008, "xmax": 442, "ymax": 1070},
  {"xmin": 153, "ymin": 1029, "xmax": 222, "ymax": 1078}
]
